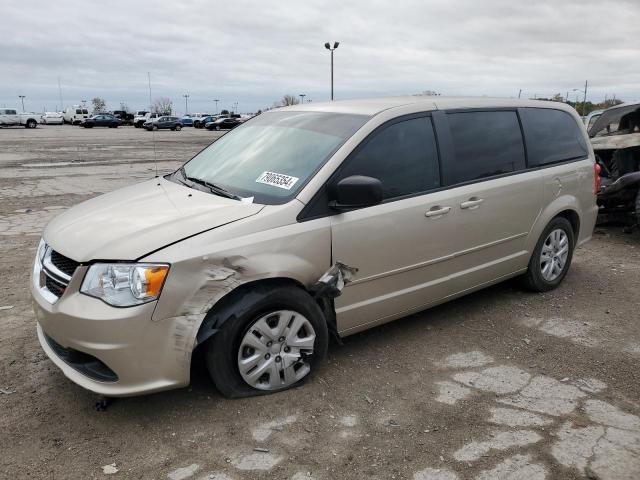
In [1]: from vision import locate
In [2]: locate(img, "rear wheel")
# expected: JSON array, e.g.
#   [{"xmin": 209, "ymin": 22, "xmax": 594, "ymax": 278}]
[
  {"xmin": 25, "ymin": 119, "xmax": 37, "ymax": 129},
  {"xmin": 205, "ymin": 284, "xmax": 328, "ymax": 398},
  {"xmin": 523, "ymin": 217, "xmax": 575, "ymax": 292},
  {"xmin": 215, "ymin": 125, "xmax": 221, "ymax": 131},
  {"xmin": 175, "ymin": 124, "xmax": 182, "ymax": 131}
]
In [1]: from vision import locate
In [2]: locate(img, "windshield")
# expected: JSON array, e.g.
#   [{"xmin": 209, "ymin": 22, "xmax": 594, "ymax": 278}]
[{"xmin": 180, "ymin": 111, "xmax": 370, "ymax": 204}]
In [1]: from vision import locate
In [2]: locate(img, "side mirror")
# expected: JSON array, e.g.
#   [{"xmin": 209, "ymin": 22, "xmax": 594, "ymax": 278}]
[{"xmin": 329, "ymin": 175, "xmax": 383, "ymax": 210}]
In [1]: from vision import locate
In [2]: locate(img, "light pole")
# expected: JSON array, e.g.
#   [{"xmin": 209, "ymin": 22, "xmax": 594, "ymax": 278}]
[
  {"xmin": 18, "ymin": 95, "xmax": 26, "ymax": 112},
  {"xmin": 214, "ymin": 99, "xmax": 219, "ymax": 114},
  {"xmin": 183, "ymin": 94, "xmax": 190, "ymax": 115},
  {"xmin": 299, "ymin": 94, "xmax": 306, "ymax": 104},
  {"xmin": 573, "ymin": 80, "xmax": 588, "ymax": 116},
  {"xmin": 324, "ymin": 41, "xmax": 339, "ymax": 100}
]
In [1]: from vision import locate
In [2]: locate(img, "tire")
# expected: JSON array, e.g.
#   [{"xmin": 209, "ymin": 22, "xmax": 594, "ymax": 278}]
[
  {"xmin": 215, "ymin": 125, "xmax": 221, "ymax": 131},
  {"xmin": 523, "ymin": 217, "xmax": 575, "ymax": 292},
  {"xmin": 25, "ymin": 119, "xmax": 37, "ymax": 129},
  {"xmin": 205, "ymin": 284, "xmax": 328, "ymax": 398},
  {"xmin": 152, "ymin": 125, "xmax": 158, "ymax": 131},
  {"xmin": 175, "ymin": 124, "xmax": 182, "ymax": 131}
]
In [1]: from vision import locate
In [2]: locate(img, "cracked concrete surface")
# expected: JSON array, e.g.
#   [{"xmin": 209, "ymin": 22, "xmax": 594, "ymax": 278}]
[{"xmin": 430, "ymin": 349, "xmax": 640, "ymax": 479}]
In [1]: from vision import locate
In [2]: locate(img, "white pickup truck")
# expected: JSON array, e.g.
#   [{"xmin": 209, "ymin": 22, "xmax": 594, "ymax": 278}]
[
  {"xmin": 0, "ymin": 109, "xmax": 41, "ymax": 128},
  {"xmin": 133, "ymin": 111, "xmax": 162, "ymax": 128}
]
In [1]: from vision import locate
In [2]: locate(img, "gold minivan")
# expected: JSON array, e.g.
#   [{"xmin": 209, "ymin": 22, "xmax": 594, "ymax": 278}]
[{"xmin": 31, "ymin": 97, "xmax": 599, "ymax": 398}]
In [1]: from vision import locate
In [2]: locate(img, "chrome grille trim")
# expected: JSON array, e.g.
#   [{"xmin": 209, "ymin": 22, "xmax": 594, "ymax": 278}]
[
  {"xmin": 43, "ymin": 248, "xmax": 72, "ymax": 283},
  {"xmin": 33, "ymin": 241, "xmax": 77, "ymax": 304}
]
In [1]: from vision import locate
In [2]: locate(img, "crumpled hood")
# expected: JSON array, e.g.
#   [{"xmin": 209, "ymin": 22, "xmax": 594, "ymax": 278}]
[{"xmin": 44, "ymin": 177, "xmax": 263, "ymax": 262}]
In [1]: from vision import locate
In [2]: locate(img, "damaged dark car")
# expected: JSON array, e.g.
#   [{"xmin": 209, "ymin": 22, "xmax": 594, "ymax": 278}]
[{"xmin": 590, "ymin": 102, "xmax": 640, "ymax": 228}]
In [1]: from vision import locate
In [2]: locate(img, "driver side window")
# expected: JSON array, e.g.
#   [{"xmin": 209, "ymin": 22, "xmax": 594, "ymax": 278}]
[{"xmin": 336, "ymin": 116, "xmax": 440, "ymax": 200}]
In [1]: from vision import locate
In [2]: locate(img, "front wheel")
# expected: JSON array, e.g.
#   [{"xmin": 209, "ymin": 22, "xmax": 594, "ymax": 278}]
[
  {"xmin": 523, "ymin": 217, "xmax": 575, "ymax": 292},
  {"xmin": 215, "ymin": 125, "xmax": 221, "ymax": 131},
  {"xmin": 175, "ymin": 124, "xmax": 182, "ymax": 131},
  {"xmin": 25, "ymin": 119, "xmax": 37, "ymax": 129},
  {"xmin": 205, "ymin": 284, "xmax": 328, "ymax": 398}
]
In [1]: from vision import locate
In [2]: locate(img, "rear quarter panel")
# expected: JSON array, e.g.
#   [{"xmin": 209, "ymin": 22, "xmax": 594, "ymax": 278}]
[{"xmin": 525, "ymin": 159, "xmax": 597, "ymax": 253}]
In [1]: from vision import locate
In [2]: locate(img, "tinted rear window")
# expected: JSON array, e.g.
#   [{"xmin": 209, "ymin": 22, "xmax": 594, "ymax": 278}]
[
  {"xmin": 521, "ymin": 108, "xmax": 588, "ymax": 166},
  {"xmin": 447, "ymin": 111, "xmax": 526, "ymax": 184}
]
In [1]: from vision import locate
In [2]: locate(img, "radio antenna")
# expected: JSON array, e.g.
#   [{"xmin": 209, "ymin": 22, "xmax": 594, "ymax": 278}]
[{"xmin": 148, "ymin": 72, "xmax": 158, "ymax": 177}]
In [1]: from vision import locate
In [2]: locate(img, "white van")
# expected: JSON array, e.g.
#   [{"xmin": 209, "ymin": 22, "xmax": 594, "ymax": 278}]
[{"xmin": 63, "ymin": 106, "xmax": 89, "ymax": 125}]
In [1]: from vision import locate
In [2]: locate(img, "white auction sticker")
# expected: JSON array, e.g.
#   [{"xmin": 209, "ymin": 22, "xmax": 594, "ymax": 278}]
[{"xmin": 255, "ymin": 171, "xmax": 299, "ymax": 190}]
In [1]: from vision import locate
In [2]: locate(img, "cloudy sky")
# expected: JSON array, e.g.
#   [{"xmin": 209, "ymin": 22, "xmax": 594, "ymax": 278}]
[{"xmin": 1, "ymin": 0, "xmax": 638, "ymax": 114}]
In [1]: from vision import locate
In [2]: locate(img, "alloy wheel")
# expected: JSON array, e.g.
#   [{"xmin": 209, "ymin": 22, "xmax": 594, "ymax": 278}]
[
  {"xmin": 539, "ymin": 228, "xmax": 569, "ymax": 281},
  {"xmin": 237, "ymin": 310, "xmax": 316, "ymax": 391}
]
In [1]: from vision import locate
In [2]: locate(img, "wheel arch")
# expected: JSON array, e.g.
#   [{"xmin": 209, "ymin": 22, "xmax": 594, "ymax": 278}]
[
  {"xmin": 194, "ymin": 276, "xmax": 315, "ymax": 347},
  {"xmin": 555, "ymin": 209, "xmax": 580, "ymax": 244},
  {"xmin": 526, "ymin": 196, "xmax": 583, "ymax": 255}
]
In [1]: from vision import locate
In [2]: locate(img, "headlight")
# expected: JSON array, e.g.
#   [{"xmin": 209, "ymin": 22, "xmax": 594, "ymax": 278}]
[{"xmin": 80, "ymin": 263, "xmax": 169, "ymax": 307}]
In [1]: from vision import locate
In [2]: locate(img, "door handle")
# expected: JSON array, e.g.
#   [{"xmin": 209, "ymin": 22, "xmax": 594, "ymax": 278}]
[
  {"xmin": 425, "ymin": 206, "xmax": 451, "ymax": 218},
  {"xmin": 460, "ymin": 198, "xmax": 484, "ymax": 210}
]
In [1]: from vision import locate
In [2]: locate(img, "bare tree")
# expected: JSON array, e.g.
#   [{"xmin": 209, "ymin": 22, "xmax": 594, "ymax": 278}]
[
  {"xmin": 119, "ymin": 102, "xmax": 130, "ymax": 113},
  {"xmin": 413, "ymin": 90, "xmax": 441, "ymax": 96},
  {"xmin": 91, "ymin": 97, "xmax": 106, "ymax": 113},
  {"xmin": 281, "ymin": 94, "xmax": 300, "ymax": 106},
  {"xmin": 152, "ymin": 97, "xmax": 173, "ymax": 115}
]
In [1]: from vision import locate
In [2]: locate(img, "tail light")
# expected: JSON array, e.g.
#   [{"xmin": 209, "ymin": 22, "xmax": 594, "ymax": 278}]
[{"xmin": 594, "ymin": 163, "xmax": 601, "ymax": 195}]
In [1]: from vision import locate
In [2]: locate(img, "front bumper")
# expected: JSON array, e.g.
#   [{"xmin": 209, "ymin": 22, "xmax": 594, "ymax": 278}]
[{"xmin": 32, "ymin": 267, "xmax": 194, "ymax": 397}]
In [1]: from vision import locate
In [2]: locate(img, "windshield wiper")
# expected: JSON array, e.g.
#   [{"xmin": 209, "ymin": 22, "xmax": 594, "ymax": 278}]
[{"xmin": 178, "ymin": 166, "xmax": 242, "ymax": 200}]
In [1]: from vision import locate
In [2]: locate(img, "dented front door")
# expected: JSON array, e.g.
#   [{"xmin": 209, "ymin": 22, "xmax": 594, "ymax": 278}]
[{"xmin": 330, "ymin": 189, "xmax": 464, "ymax": 334}]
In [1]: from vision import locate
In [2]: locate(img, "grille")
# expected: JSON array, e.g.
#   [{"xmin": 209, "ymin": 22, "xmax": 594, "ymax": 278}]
[
  {"xmin": 45, "ymin": 275, "xmax": 66, "ymax": 298},
  {"xmin": 45, "ymin": 333, "xmax": 118, "ymax": 382},
  {"xmin": 50, "ymin": 250, "xmax": 79, "ymax": 277}
]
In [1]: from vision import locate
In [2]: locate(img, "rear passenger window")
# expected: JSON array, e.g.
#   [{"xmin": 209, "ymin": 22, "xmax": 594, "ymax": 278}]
[
  {"xmin": 447, "ymin": 111, "xmax": 526, "ymax": 184},
  {"xmin": 520, "ymin": 108, "xmax": 588, "ymax": 166},
  {"xmin": 338, "ymin": 116, "xmax": 440, "ymax": 199}
]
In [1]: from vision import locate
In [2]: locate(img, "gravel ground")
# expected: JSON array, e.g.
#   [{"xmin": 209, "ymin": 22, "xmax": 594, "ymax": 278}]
[{"xmin": 0, "ymin": 125, "xmax": 639, "ymax": 480}]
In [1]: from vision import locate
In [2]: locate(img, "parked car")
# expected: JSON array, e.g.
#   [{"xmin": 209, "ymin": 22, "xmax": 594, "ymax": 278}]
[
  {"xmin": 191, "ymin": 113, "xmax": 213, "ymax": 128},
  {"xmin": 134, "ymin": 111, "xmax": 161, "ymax": 128},
  {"xmin": 81, "ymin": 114, "xmax": 121, "ymax": 128},
  {"xmin": 41, "ymin": 112, "xmax": 64, "ymax": 125},
  {"xmin": 180, "ymin": 116, "xmax": 194, "ymax": 127},
  {"xmin": 63, "ymin": 105, "xmax": 89, "ymax": 125},
  {"xmin": 0, "ymin": 109, "xmax": 42, "ymax": 128},
  {"xmin": 31, "ymin": 97, "xmax": 597, "ymax": 398},
  {"xmin": 144, "ymin": 116, "xmax": 183, "ymax": 130},
  {"xmin": 205, "ymin": 117, "xmax": 241, "ymax": 130},
  {"xmin": 195, "ymin": 115, "xmax": 217, "ymax": 128},
  {"xmin": 590, "ymin": 102, "xmax": 640, "ymax": 227},
  {"xmin": 112, "ymin": 110, "xmax": 134, "ymax": 126},
  {"xmin": 133, "ymin": 111, "xmax": 149, "ymax": 127}
]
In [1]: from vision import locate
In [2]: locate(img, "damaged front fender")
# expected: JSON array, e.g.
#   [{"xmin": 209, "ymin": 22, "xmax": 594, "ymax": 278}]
[{"xmin": 310, "ymin": 262, "xmax": 359, "ymax": 299}]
